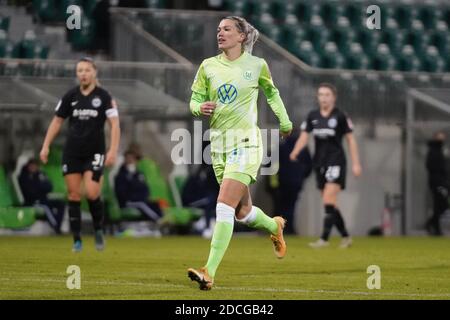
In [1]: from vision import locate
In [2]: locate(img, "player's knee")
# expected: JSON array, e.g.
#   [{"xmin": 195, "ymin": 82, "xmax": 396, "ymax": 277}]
[
  {"xmin": 322, "ymin": 193, "xmax": 337, "ymax": 205},
  {"xmin": 68, "ymin": 192, "xmax": 81, "ymax": 202},
  {"xmin": 235, "ymin": 205, "xmax": 251, "ymax": 220},
  {"xmin": 86, "ymin": 191, "xmax": 100, "ymax": 201},
  {"xmin": 217, "ymin": 195, "xmax": 237, "ymax": 209}
]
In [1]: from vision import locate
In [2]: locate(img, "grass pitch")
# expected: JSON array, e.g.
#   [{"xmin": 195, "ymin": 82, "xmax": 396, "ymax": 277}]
[{"xmin": 0, "ymin": 235, "xmax": 449, "ymax": 300}]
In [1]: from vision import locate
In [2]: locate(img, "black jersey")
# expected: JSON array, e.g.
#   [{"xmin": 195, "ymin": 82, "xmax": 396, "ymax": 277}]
[
  {"xmin": 55, "ymin": 86, "xmax": 116, "ymax": 157},
  {"xmin": 301, "ymin": 108, "xmax": 353, "ymax": 167}
]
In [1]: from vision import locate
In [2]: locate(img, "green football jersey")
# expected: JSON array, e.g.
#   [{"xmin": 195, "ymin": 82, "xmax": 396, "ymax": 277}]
[{"xmin": 190, "ymin": 51, "xmax": 292, "ymax": 153}]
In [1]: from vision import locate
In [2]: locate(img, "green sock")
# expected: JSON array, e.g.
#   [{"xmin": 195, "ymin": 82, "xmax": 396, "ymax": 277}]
[
  {"xmin": 248, "ymin": 207, "xmax": 278, "ymax": 235},
  {"xmin": 205, "ymin": 221, "xmax": 234, "ymax": 278}
]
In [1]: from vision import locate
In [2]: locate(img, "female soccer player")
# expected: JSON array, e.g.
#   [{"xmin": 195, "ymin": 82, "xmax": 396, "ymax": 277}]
[
  {"xmin": 40, "ymin": 57, "xmax": 120, "ymax": 252},
  {"xmin": 187, "ymin": 16, "xmax": 293, "ymax": 290},
  {"xmin": 289, "ymin": 83, "xmax": 361, "ymax": 248}
]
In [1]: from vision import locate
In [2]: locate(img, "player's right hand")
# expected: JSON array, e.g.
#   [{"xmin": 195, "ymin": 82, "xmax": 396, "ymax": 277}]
[
  {"xmin": 40, "ymin": 146, "xmax": 49, "ymax": 164},
  {"xmin": 200, "ymin": 102, "xmax": 217, "ymax": 116},
  {"xmin": 289, "ymin": 151, "xmax": 298, "ymax": 162}
]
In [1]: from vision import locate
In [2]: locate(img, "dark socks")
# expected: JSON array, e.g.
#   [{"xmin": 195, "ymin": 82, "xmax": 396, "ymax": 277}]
[
  {"xmin": 321, "ymin": 205, "xmax": 335, "ymax": 241},
  {"xmin": 334, "ymin": 207, "xmax": 349, "ymax": 237},
  {"xmin": 88, "ymin": 198, "xmax": 104, "ymax": 231},
  {"xmin": 68, "ymin": 201, "xmax": 81, "ymax": 242},
  {"xmin": 321, "ymin": 205, "xmax": 350, "ymax": 241}
]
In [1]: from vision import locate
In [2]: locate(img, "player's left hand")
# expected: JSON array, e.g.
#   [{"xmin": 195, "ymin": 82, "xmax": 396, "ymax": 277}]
[
  {"xmin": 352, "ymin": 163, "xmax": 362, "ymax": 177},
  {"xmin": 280, "ymin": 129, "xmax": 292, "ymax": 139},
  {"xmin": 105, "ymin": 151, "xmax": 117, "ymax": 167}
]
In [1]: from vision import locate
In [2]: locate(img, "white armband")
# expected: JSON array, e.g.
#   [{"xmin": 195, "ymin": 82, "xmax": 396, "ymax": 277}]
[{"xmin": 106, "ymin": 108, "xmax": 119, "ymax": 118}]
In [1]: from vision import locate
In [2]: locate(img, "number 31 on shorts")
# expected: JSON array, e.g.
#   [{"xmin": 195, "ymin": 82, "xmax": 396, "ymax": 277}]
[{"xmin": 92, "ymin": 154, "xmax": 105, "ymax": 167}]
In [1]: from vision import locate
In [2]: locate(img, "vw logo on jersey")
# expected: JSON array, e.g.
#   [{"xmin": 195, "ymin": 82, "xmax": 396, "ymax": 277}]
[
  {"xmin": 92, "ymin": 97, "xmax": 102, "ymax": 108},
  {"xmin": 217, "ymin": 84, "xmax": 238, "ymax": 104},
  {"xmin": 328, "ymin": 118, "xmax": 338, "ymax": 128}
]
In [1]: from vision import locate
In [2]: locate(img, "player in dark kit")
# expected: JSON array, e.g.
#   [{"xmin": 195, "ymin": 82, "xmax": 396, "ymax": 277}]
[
  {"xmin": 40, "ymin": 57, "xmax": 121, "ymax": 252},
  {"xmin": 290, "ymin": 83, "xmax": 361, "ymax": 248}
]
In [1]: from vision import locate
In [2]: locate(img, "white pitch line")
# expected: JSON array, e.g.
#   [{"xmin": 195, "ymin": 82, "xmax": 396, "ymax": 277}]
[{"xmin": 1, "ymin": 277, "xmax": 450, "ymax": 298}]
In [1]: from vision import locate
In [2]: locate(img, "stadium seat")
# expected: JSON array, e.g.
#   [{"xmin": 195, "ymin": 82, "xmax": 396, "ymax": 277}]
[
  {"xmin": 252, "ymin": 1, "xmax": 272, "ymax": 18},
  {"xmin": 443, "ymin": 7, "xmax": 450, "ymax": 28},
  {"xmin": 417, "ymin": 5, "xmax": 439, "ymax": 29},
  {"xmin": 396, "ymin": 45, "xmax": 421, "ymax": 72},
  {"xmin": 82, "ymin": 0, "xmax": 98, "ymax": 18},
  {"xmin": 358, "ymin": 27, "xmax": 381, "ymax": 57},
  {"xmin": 307, "ymin": 15, "xmax": 330, "ymax": 53},
  {"xmin": 381, "ymin": 19, "xmax": 406, "ymax": 57},
  {"xmin": 320, "ymin": 1, "xmax": 345, "ymax": 26},
  {"xmin": 344, "ymin": 2, "xmax": 365, "ymax": 27},
  {"xmin": 0, "ymin": 15, "xmax": 10, "ymax": 31},
  {"xmin": 68, "ymin": 15, "xmax": 96, "ymax": 50},
  {"xmin": 345, "ymin": 43, "xmax": 369, "ymax": 70},
  {"xmin": 406, "ymin": 23, "xmax": 430, "ymax": 56},
  {"xmin": 320, "ymin": 42, "xmax": 345, "ymax": 69},
  {"xmin": 261, "ymin": 24, "xmax": 282, "ymax": 45},
  {"xmin": 102, "ymin": 168, "xmax": 142, "ymax": 223},
  {"xmin": 431, "ymin": 21, "xmax": 450, "ymax": 57},
  {"xmin": 296, "ymin": 0, "xmax": 320, "ymax": 23},
  {"xmin": 0, "ymin": 30, "xmax": 15, "ymax": 58},
  {"xmin": 41, "ymin": 165, "xmax": 66, "ymax": 198},
  {"xmin": 371, "ymin": 44, "xmax": 396, "ymax": 71},
  {"xmin": 137, "ymin": 158, "xmax": 174, "ymax": 207},
  {"xmin": 18, "ymin": 30, "xmax": 39, "ymax": 59},
  {"xmin": 35, "ymin": 41, "xmax": 50, "ymax": 59},
  {"xmin": 332, "ymin": 17, "xmax": 356, "ymax": 53},
  {"xmin": 0, "ymin": 165, "xmax": 37, "ymax": 229},
  {"xmin": 168, "ymin": 172, "xmax": 188, "ymax": 208},
  {"xmin": 270, "ymin": 0, "xmax": 296, "ymax": 22},
  {"xmin": 292, "ymin": 40, "xmax": 320, "ymax": 67},
  {"xmin": 32, "ymin": 0, "xmax": 58, "ymax": 22},
  {"xmin": 137, "ymin": 158, "xmax": 201, "ymax": 230},
  {"xmin": 39, "ymin": 146, "xmax": 66, "ymax": 199},
  {"xmin": 394, "ymin": 4, "xmax": 417, "ymax": 29},
  {"xmin": 421, "ymin": 46, "xmax": 446, "ymax": 72},
  {"xmin": 145, "ymin": 0, "xmax": 167, "ymax": 8},
  {"xmin": 282, "ymin": 23, "xmax": 307, "ymax": 51},
  {"xmin": 223, "ymin": 0, "xmax": 252, "ymax": 17}
]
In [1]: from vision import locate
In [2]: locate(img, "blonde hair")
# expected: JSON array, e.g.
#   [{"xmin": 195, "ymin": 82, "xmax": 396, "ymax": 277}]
[{"xmin": 224, "ymin": 16, "xmax": 259, "ymax": 54}]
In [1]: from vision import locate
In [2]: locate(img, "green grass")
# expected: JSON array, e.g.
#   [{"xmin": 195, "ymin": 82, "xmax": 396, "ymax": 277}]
[{"xmin": 0, "ymin": 235, "xmax": 449, "ymax": 300}]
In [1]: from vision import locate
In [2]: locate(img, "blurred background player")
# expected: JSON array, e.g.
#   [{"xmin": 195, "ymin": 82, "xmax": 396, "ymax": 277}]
[
  {"xmin": 290, "ymin": 83, "xmax": 361, "ymax": 248},
  {"xmin": 277, "ymin": 128, "xmax": 313, "ymax": 234},
  {"xmin": 187, "ymin": 16, "xmax": 292, "ymax": 290},
  {"xmin": 425, "ymin": 131, "xmax": 449, "ymax": 236},
  {"xmin": 39, "ymin": 57, "xmax": 120, "ymax": 252},
  {"xmin": 181, "ymin": 141, "xmax": 219, "ymax": 238},
  {"xmin": 115, "ymin": 150, "xmax": 163, "ymax": 223},
  {"xmin": 18, "ymin": 158, "xmax": 65, "ymax": 234}
]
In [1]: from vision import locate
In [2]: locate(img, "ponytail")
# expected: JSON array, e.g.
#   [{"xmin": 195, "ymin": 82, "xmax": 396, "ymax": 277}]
[{"xmin": 225, "ymin": 16, "xmax": 259, "ymax": 54}]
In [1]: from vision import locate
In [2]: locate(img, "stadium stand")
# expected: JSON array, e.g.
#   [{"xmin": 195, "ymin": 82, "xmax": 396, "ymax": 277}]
[
  {"xmin": 0, "ymin": 164, "xmax": 37, "ymax": 229},
  {"xmin": 1, "ymin": 0, "xmax": 450, "ymax": 237},
  {"xmin": 223, "ymin": 0, "xmax": 450, "ymax": 72}
]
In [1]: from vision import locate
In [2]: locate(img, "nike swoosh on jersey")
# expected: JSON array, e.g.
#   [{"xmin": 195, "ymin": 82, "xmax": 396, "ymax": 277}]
[{"xmin": 71, "ymin": 101, "xmax": 78, "ymax": 106}]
